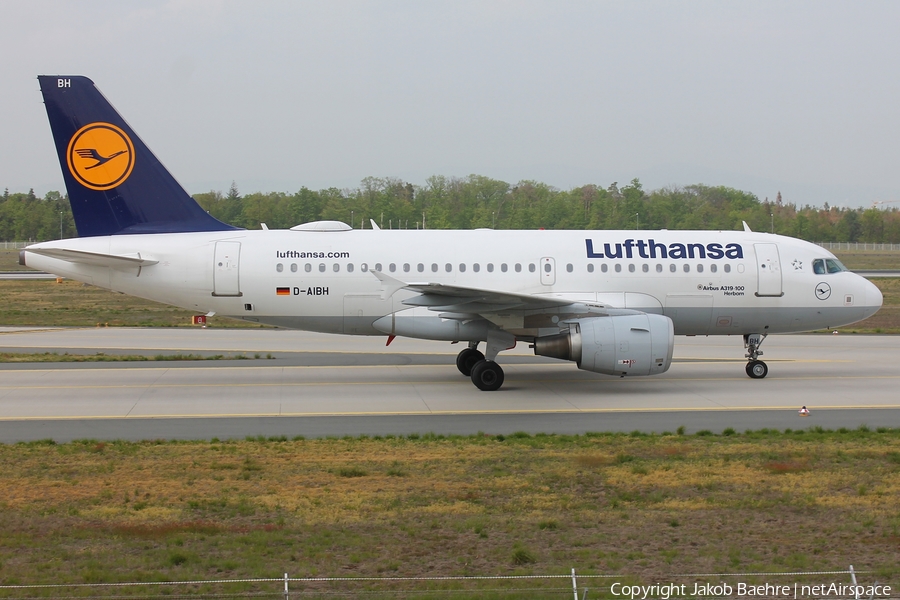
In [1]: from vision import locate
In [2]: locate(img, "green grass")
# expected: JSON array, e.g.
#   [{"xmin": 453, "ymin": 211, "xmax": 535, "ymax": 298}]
[
  {"xmin": 0, "ymin": 279, "xmax": 270, "ymax": 328},
  {"xmin": 832, "ymin": 250, "xmax": 900, "ymax": 270},
  {"xmin": 0, "ymin": 249, "xmax": 28, "ymax": 272},
  {"xmin": 0, "ymin": 430, "xmax": 898, "ymax": 597}
]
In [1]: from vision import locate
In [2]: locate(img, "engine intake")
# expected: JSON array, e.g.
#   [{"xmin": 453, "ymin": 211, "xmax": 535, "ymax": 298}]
[{"xmin": 534, "ymin": 314, "xmax": 674, "ymax": 376}]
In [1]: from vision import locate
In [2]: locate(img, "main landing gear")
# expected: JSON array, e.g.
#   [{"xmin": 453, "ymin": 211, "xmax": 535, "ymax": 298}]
[
  {"xmin": 456, "ymin": 345, "xmax": 484, "ymax": 376},
  {"xmin": 744, "ymin": 332, "xmax": 768, "ymax": 379},
  {"xmin": 455, "ymin": 331, "xmax": 516, "ymax": 391}
]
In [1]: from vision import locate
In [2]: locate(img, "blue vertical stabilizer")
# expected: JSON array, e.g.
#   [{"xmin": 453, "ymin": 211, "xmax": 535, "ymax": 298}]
[{"xmin": 38, "ymin": 76, "xmax": 239, "ymax": 237}]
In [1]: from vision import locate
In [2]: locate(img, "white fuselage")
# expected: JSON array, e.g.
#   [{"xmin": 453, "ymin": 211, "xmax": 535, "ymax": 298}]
[{"xmin": 24, "ymin": 228, "xmax": 883, "ymax": 340}]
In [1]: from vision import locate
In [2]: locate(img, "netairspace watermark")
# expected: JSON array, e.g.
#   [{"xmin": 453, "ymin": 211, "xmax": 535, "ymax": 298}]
[{"xmin": 610, "ymin": 582, "xmax": 892, "ymax": 599}]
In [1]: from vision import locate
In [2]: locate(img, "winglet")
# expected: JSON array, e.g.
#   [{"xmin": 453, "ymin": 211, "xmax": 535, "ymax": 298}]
[
  {"xmin": 370, "ymin": 219, "xmax": 381, "ymax": 231},
  {"xmin": 742, "ymin": 221, "xmax": 752, "ymax": 232}
]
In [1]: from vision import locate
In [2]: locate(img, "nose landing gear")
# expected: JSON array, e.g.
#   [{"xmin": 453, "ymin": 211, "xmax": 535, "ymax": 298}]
[{"xmin": 744, "ymin": 332, "xmax": 769, "ymax": 379}]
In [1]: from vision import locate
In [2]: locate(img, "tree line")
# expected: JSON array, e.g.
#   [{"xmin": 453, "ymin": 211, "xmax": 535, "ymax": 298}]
[{"xmin": 3, "ymin": 177, "xmax": 900, "ymax": 243}]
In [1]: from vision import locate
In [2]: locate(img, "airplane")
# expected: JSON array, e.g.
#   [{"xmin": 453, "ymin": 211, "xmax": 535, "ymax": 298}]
[{"xmin": 20, "ymin": 76, "xmax": 883, "ymax": 391}]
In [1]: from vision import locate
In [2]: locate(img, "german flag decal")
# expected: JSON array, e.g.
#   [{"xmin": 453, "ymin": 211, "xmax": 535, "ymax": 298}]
[{"xmin": 276, "ymin": 287, "xmax": 290, "ymax": 296}]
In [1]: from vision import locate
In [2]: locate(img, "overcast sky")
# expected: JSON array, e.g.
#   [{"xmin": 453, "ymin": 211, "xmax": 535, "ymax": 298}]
[{"xmin": 2, "ymin": 0, "xmax": 898, "ymax": 209}]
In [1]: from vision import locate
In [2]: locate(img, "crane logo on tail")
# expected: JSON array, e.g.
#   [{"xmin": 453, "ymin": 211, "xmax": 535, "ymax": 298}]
[{"xmin": 66, "ymin": 122, "xmax": 134, "ymax": 190}]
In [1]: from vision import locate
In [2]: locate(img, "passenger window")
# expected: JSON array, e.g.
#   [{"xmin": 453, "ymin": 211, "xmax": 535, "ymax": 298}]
[
  {"xmin": 656, "ymin": 264, "xmax": 662, "ymax": 273},
  {"xmin": 697, "ymin": 264, "xmax": 704, "ymax": 273},
  {"xmin": 487, "ymin": 263, "xmax": 494, "ymax": 272},
  {"xmin": 276, "ymin": 263, "xmax": 284, "ymax": 273},
  {"xmin": 290, "ymin": 263, "xmax": 298, "ymax": 273},
  {"xmin": 615, "ymin": 264, "xmax": 622, "ymax": 273},
  {"xmin": 417, "ymin": 263, "xmax": 424, "ymax": 272},
  {"xmin": 683, "ymin": 264, "xmax": 690, "ymax": 273},
  {"xmin": 459, "ymin": 263, "xmax": 466, "ymax": 272},
  {"xmin": 642, "ymin": 264, "xmax": 649, "ymax": 273},
  {"xmin": 473, "ymin": 263, "xmax": 480, "ymax": 272},
  {"xmin": 544, "ymin": 263, "xmax": 551, "ymax": 273},
  {"xmin": 347, "ymin": 263, "xmax": 354, "ymax": 273},
  {"xmin": 528, "ymin": 264, "xmax": 536, "ymax": 273},
  {"xmin": 724, "ymin": 264, "xmax": 731, "ymax": 273},
  {"xmin": 375, "ymin": 263, "xmax": 382, "ymax": 272},
  {"xmin": 403, "ymin": 263, "xmax": 410, "ymax": 272},
  {"xmin": 515, "ymin": 264, "xmax": 522, "ymax": 273},
  {"xmin": 601, "ymin": 264, "xmax": 608, "ymax": 273},
  {"xmin": 566, "ymin": 263, "xmax": 573, "ymax": 273},
  {"xmin": 445, "ymin": 263, "xmax": 452, "ymax": 272},
  {"xmin": 305, "ymin": 263, "xmax": 312, "ymax": 273},
  {"xmin": 319, "ymin": 263, "xmax": 326, "ymax": 272},
  {"xmin": 501, "ymin": 263, "xmax": 508, "ymax": 272},
  {"xmin": 669, "ymin": 264, "xmax": 676, "ymax": 273},
  {"xmin": 710, "ymin": 264, "xmax": 717, "ymax": 273},
  {"xmin": 431, "ymin": 263, "xmax": 437, "ymax": 272},
  {"xmin": 389, "ymin": 263, "xmax": 396, "ymax": 272},
  {"xmin": 628, "ymin": 264, "xmax": 635, "ymax": 273},
  {"xmin": 361, "ymin": 263, "xmax": 368, "ymax": 272},
  {"xmin": 333, "ymin": 264, "xmax": 340, "ymax": 272},
  {"xmin": 587, "ymin": 264, "xmax": 594, "ymax": 273}
]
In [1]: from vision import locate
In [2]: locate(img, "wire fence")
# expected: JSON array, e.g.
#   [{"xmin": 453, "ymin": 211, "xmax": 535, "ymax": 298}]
[
  {"xmin": 0, "ymin": 566, "xmax": 891, "ymax": 599},
  {"xmin": 0, "ymin": 241, "xmax": 30, "ymax": 249},
  {"xmin": 816, "ymin": 242, "xmax": 900, "ymax": 251}
]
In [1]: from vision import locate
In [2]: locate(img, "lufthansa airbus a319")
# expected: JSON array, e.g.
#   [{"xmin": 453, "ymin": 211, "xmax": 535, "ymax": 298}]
[{"xmin": 21, "ymin": 76, "xmax": 883, "ymax": 391}]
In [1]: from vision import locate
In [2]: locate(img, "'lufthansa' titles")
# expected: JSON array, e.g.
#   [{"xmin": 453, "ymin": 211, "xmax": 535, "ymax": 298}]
[{"xmin": 586, "ymin": 239, "xmax": 743, "ymax": 260}]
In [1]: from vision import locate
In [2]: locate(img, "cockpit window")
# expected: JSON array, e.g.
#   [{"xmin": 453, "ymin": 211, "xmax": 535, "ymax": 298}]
[
  {"xmin": 814, "ymin": 258, "xmax": 848, "ymax": 274},
  {"xmin": 813, "ymin": 259, "xmax": 825, "ymax": 275},
  {"xmin": 826, "ymin": 258, "xmax": 847, "ymax": 273}
]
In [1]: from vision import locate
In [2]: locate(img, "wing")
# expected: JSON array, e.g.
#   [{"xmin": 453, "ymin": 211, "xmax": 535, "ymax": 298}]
[{"xmin": 372, "ymin": 270, "xmax": 630, "ymax": 335}]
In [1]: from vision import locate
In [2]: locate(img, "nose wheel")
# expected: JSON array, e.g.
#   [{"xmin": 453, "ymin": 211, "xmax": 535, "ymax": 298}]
[
  {"xmin": 746, "ymin": 360, "xmax": 768, "ymax": 379},
  {"xmin": 743, "ymin": 332, "xmax": 769, "ymax": 379}
]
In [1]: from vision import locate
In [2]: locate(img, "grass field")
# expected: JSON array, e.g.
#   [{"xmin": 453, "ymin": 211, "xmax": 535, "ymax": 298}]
[
  {"xmin": 0, "ymin": 249, "xmax": 28, "ymax": 272},
  {"xmin": 0, "ymin": 279, "xmax": 270, "ymax": 328},
  {"xmin": 0, "ymin": 431, "xmax": 897, "ymax": 597}
]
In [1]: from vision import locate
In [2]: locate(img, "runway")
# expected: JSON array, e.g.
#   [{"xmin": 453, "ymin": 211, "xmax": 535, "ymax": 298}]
[{"xmin": 0, "ymin": 327, "xmax": 898, "ymax": 442}]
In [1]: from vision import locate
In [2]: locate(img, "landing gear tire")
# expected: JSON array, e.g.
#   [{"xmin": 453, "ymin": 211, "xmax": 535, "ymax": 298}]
[
  {"xmin": 471, "ymin": 360, "xmax": 504, "ymax": 391},
  {"xmin": 456, "ymin": 348, "xmax": 485, "ymax": 376},
  {"xmin": 746, "ymin": 360, "xmax": 768, "ymax": 379}
]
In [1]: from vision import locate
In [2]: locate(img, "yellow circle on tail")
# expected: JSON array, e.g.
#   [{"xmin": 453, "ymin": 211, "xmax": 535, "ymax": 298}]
[{"xmin": 66, "ymin": 122, "xmax": 135, "ymax": 191}]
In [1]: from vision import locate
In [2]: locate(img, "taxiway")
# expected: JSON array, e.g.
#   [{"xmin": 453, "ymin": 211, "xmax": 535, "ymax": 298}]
[{"xmin": 0, "ymin": 327, "xmax": 897, "ymax": 442}]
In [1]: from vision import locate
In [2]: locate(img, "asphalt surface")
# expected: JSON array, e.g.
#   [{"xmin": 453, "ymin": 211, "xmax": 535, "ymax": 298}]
[{"xmin": 0, "ymin": 327, "xmax": 898, "ymax": 442}]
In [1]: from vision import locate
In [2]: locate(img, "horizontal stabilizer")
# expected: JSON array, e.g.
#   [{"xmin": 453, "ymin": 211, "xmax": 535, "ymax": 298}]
[{"xmin": 25, "ymin": 247, "xmax": 158, "ymax": 269}]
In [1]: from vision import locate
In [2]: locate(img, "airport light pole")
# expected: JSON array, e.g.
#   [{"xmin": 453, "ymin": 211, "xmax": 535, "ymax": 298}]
[
  {"xmin": 635, "ymin": 213, "xmax": 639, "ymax": 230},
  {"xmin": 60, "ymin": 211, "xmax": 63, "ymax": 239},
  {"xmin": 770, "ymin": 213, "xmax": 774, "ymax": 234}
]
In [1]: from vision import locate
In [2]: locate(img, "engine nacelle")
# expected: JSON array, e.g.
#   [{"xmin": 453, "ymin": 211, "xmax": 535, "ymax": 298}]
[{"xmin": 533, "ymin": 314, "xmax": 674, "ymax": 376}]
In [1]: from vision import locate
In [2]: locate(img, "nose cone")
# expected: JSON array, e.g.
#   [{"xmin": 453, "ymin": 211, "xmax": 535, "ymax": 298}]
[{"xmin": 863, "ymin": 277, "xmax": 883, "ymax": 319}]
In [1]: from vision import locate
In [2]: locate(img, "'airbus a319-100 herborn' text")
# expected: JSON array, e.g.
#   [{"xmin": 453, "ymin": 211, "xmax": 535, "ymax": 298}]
[{"xmin": 22, "ymin": 76, "xmax": 883, "ymax": 391}]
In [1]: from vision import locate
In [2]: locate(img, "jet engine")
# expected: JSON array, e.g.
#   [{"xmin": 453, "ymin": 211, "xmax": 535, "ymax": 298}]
[{"xmin": 533, "ymin": 314, "xmax": 674, "ymax": 376}]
